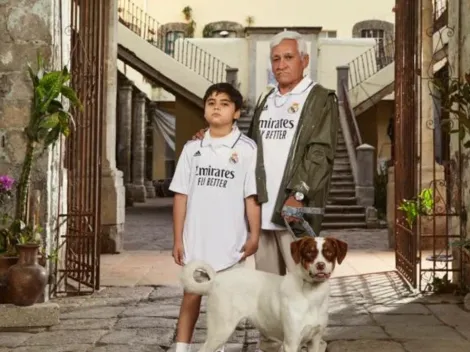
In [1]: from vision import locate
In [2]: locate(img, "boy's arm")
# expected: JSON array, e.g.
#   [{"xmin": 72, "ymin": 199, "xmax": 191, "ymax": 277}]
[
  {"xmin": 245, "ymin": 196, "xmax": 261, "ymax": 243},
  {"xmin": 173, "ymin": 193, "xmax": 187, "ymax": 246},
  {"xmin": 168, "ymin": 144, "xmax": 192, "ymax": 264},
  {"xmin": 241, "ymin": 148, "xmax": 261, "ymax": 259}
]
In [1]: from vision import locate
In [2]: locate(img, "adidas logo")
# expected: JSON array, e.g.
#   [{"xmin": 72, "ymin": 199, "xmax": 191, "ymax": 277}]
[{"xmin": 194, "ymin": 150, "xmax": 201, "ymax": 157}]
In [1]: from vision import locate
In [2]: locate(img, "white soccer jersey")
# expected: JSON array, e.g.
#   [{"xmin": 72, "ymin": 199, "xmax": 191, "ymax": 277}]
[
  {"xmin": 259, "ymin": 76, "xmax": 315, "ymax": 230},
  {"xmin": 169, "ymin": 127, "xmax": 257, "ymax": 271}
]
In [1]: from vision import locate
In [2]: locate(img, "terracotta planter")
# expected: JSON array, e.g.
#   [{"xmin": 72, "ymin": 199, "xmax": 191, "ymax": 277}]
[{"xmin": 6, "ymin": 244, "xmax": 47, "ymax": 306}]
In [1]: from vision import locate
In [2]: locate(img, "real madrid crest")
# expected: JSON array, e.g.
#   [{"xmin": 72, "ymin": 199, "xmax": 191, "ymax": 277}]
[
  {"xmin": 229, "ymin": 150, "xmax": 239, "ymax": 164},
  {"xmin": 288, "ymin": 102, "xmax": 300, "ymax": 114}
]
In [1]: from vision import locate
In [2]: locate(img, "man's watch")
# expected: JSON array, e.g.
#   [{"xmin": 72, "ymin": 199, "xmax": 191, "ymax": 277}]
[{"xmin": 293, "ymin": 191, "xmax": 305, "ymax": 202}]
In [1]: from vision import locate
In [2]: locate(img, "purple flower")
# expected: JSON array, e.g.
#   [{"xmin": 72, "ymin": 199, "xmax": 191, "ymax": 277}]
[{"xmin": 0, "ymin": 175, "xmax": 15, "ymax": 192}]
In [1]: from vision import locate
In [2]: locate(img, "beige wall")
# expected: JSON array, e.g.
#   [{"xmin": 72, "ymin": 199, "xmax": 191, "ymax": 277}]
[
  {"xmin": 175, "ymin": 98, "xmax": 206, "ymax": 159},
  {"xmin": 356, "ymin": 100, "xmax": 394, "ymax": 170},
  {"xmin": 145, "ymin": 0, "xmax": 395, "ymax": 38},
  {"xmin": 184, "ymin": 38, "xmax": 249, "ymax": 96},
  {"xmin": 317, "ymin": 38, "xmax": 376, "ymax": 90}
]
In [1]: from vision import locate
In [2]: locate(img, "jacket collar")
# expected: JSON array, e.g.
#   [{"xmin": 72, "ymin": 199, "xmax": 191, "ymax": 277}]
[{"xmin": 201, "ymin": 126, "xmax": 242, "ymax": 148}]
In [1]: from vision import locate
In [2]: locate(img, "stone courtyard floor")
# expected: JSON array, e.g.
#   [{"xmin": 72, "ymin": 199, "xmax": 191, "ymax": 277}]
[{"xmin": 2, "ymin": 198, "xmax": 470, "ymax": 352}]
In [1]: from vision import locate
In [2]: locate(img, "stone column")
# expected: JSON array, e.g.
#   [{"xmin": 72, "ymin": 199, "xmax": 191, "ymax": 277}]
[
  {"xmin": 100, "ymin": 0, "xmax": 126, "ymax": 254},
  {"xmin": 356, "ymin": 144, "xmax": 378, "ymax": 228},
  {"xmin": 131, "ymin": 91, "xmax": 147, "ymax": 202},
  {"xmin": 419, "ymin": 0, "xmax": 446, "ymax": 250},
  {"xmin": 117, "ymin": 80, "xmax": 133, "ymax": 186},
  {"xmin": 145, "ymin": 102, "xmax": 157, "ymax": 198}
]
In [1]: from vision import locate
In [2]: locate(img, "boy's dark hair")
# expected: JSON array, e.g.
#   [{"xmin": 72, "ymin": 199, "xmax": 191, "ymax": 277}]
[{"xmin": 203, "ymin": 83, "xmax": 243, "ymax": 111}]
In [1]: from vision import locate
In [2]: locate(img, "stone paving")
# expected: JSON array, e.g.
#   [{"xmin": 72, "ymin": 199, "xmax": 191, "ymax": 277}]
[
  {"xmin": 3, "ymin": 198, "xmax": 470, "ymax": 351},
  {"xmin": 2, "ymin": 273, "xmax": 470, "ymax": 352}
]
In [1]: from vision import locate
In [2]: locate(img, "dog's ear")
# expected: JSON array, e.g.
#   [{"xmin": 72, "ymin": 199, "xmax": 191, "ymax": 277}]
[
  {"xmin": 290, "ymin": 239, "xmax": 303, "ymax": 264},
  {"xmin": 331, "ymin": 238, "xmax": 348, "ymax": 265}
]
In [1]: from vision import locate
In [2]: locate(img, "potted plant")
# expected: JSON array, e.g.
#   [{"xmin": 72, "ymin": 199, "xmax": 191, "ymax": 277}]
[
  {"xmin": 397, "ymin": 188, "xmax": 434, "ymax": 230},
  {"xmin": 0, "ymin": 53, "xmax": 81, "ymax": 306}
]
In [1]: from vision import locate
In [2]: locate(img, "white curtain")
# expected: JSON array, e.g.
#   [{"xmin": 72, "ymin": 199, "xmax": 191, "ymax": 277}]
[{"xmin": 151, "ymin": 108, "xmax": 175, "ymax": 152}]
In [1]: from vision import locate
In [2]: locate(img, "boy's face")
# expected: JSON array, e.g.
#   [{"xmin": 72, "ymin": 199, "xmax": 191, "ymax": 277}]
[{"xmin": 204, "ymin": 92, "xmax": 240, "ymax": 127}]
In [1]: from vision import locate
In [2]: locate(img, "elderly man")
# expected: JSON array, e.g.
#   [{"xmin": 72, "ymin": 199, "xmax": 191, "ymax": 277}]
[{"xmin": 248, "ymin": 30, "xmax": 339, "ymax": 277}]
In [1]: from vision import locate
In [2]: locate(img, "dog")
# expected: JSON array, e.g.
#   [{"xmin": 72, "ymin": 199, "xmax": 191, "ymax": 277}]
[{"xmin": 180, "ymin": 236, "xmax": 348, "ymax": 352}]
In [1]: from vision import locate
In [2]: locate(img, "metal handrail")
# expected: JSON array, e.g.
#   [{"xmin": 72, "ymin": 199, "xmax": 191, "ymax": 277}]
[
  {"xmin": 117, "ymin": 0, "xmax": 229, "ymax": 83},
  {"xmin": 347, "ymin": 38, "xmax": 395, "ymax": 90}
]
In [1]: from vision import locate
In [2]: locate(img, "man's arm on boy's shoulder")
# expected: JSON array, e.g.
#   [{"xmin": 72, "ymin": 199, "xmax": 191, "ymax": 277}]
[{"xmin": 241, "ymin": 148, "xmax": 260, "ymax": 260}]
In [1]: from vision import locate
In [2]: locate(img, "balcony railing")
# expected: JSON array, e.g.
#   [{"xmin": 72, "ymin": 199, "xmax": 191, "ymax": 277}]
[
  {"xmin": 117, "ymin": 0, "xmax": 229, "ymax": 83},
  {"xmin": 347, "ymin": 38, "xmax": 395, "ymax": 90}
]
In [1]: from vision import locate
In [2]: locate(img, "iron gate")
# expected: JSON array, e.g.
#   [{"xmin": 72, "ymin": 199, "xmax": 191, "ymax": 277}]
[
  {"xmin": 394, "ymin": 0, "xmax": 465, "ymax": 292},
  {"xmin": 53, "ymin": 0, "xmax": 108, "ymax": 294}
]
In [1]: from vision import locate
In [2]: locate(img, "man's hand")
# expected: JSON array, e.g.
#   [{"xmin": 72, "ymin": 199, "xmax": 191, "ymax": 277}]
[
  {"xmin": 172, "ymin": 241, "xmax": 184, "ymax": 266},
  {"xmin": 240, "ymin": 237, "xmax": 259, "ymax": 260},
  {"xmin": 191, "ymin": 128, "xmax": 206, "ymax": 140},
  {"xmin": 282, "ymin": 196, "xmax": 304, "ymax": 223}
]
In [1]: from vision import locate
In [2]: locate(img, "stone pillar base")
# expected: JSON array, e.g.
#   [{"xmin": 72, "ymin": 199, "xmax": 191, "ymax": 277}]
[
  {"xmin": 125, "ymin": 184, "xmax": 134, "ymax": 207},
  {"xmin": 365, "ymin": 206, "xmax": 379, "ymax": 228},
  {"xmin": 131, "ymin": 184, "xmax": 147, "ymax": 203},
  {"xmin": 100, "ymin": 168, "xmax": 126, "ymax": 254},
  {"xmin": 101, "ymin": 223, "xmax": 125, "ymax": 254},
  {"xmin": 145, "ymin": 180, "xmax": 156, "ymax": 198},
  {"xmin": 355, "ymin": 186, "xmax": 374, "ymax": 207}
]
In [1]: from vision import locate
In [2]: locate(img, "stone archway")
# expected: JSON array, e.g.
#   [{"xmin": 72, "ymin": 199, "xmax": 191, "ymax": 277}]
[{"xmin": 202, "ymin": 21, "xmax": 244, "ymax": 38}]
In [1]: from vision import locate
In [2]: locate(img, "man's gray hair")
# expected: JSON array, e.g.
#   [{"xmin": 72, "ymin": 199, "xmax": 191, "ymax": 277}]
[{"xmin": 269, "ymin": 30, "xmax": 308, "ymax": 57}]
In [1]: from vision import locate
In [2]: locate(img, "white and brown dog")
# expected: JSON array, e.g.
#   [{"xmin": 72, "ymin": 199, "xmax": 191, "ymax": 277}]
[{"xmin": 180, "ymin": 236, "xmax": 348, "ymax": 352}]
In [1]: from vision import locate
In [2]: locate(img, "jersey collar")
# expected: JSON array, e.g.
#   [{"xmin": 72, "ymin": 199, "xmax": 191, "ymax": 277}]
[
  {"xmin": 201, "ymin": 126, "xmax": 242, "ymax": 149},
  {"xmin": 274, "ymin": 76, "xmax": 315, "ymax": 97}
]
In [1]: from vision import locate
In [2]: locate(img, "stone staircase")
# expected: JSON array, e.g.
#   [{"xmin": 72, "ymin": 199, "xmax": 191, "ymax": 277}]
[
  {"xmin": 322, "ymin": 128, "xmax": 367, "ymax": 229},
  {"xmin": 117, "ymin": 0, "xmax": 233, "ymax": 107}
]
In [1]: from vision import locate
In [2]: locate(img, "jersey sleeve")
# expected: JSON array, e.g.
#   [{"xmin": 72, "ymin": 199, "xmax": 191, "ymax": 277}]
[
  {"xmin": 169, "ymin": 144, "xmax": 192, "ymax": 195},
  {"xmin": 244, "ymin": 147, "xmax": 258, "ymax": 198}
]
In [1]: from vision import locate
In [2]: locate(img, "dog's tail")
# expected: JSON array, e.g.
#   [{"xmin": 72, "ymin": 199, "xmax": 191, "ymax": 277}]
[{"xmin": 180, "ymin": 260, "xmax": 216, "ymax": 295}]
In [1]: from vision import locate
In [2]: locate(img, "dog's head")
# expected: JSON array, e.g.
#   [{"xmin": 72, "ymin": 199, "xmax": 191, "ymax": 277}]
[{"xmin": 290, "ymin": 236, "xmax": 348, "ymax": 283}]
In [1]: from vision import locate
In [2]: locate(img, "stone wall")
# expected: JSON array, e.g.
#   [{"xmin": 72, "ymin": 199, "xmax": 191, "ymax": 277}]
[{"xmin": 0, "ymin": 0, "xmax": 65, "ymax": 299}]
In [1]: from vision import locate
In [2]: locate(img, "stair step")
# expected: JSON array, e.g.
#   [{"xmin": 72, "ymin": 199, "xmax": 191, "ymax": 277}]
[
  {"xmin": 325, "ymin": 204, "xmax": 365, "ymax": 213},
  {"xmin": 330, "ymin": 181, "xmax": 355, "ymax": 189},
  {"xmin": 333, "ymin": 166, "xmax": 353, "ymax": 173},
  {"xmin": 331, "ymin": 174, "xmax": 354, "ymax": 182},
  {"xmin": 321, "ymin": 222, "xmax": 368, "ymax": 229},
  {"xmin": 329, "ymin": 189, "xmax": 356, "ymax": 197},
  {"xmin": 327, "ymin": 196, "xmax": 358, "ymax": 205},
  {"xmin": 323, "ymin": 213, "xmax": 366, "ymax": 220},
  {"xmin": 335, "ymin": 151, "xmax": 349, "ymax": 158}
]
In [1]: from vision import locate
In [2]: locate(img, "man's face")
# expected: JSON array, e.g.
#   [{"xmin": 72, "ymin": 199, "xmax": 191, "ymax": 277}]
[
  {"xmin": 204, "ymin": 92, "xmax": 239, "ymax": 127},
  {"xmin": 271, "ymin": 39, "xmax": 309, "ymax": 87}
]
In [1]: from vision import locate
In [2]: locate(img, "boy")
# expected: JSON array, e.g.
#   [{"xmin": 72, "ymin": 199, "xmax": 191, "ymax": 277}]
[{"xmin": 169, "ymin": 83, "xmax": 261, "ymax": 352}]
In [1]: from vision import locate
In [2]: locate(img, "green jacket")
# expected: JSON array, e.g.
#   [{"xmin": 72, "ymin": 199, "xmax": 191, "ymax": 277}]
[{"xmin": 247, "ymin": 84, "xmax": 340, "ymax": 236}]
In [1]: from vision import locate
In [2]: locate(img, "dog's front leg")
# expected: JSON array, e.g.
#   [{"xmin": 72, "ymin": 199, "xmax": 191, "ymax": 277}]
[
  {"xmin": 306, "ymin": 332, "xmax": 326, "ymax": 352},
  {"xmin": 282, "ymin": 321, "xmax": 302, "ymax": 352}
]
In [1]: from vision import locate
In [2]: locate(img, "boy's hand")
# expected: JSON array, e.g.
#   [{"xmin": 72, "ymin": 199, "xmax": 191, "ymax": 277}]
[
  {"xmin": 191, "ymin": 128, "xmax": 207, "ymax": 140},
  {"xmin": 240, "ymin": 237, "xmax": 259, "ymax": 260},
  {"xmin": 172, "ymin": 242, "xmax": 184, "ymax": 266}
]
